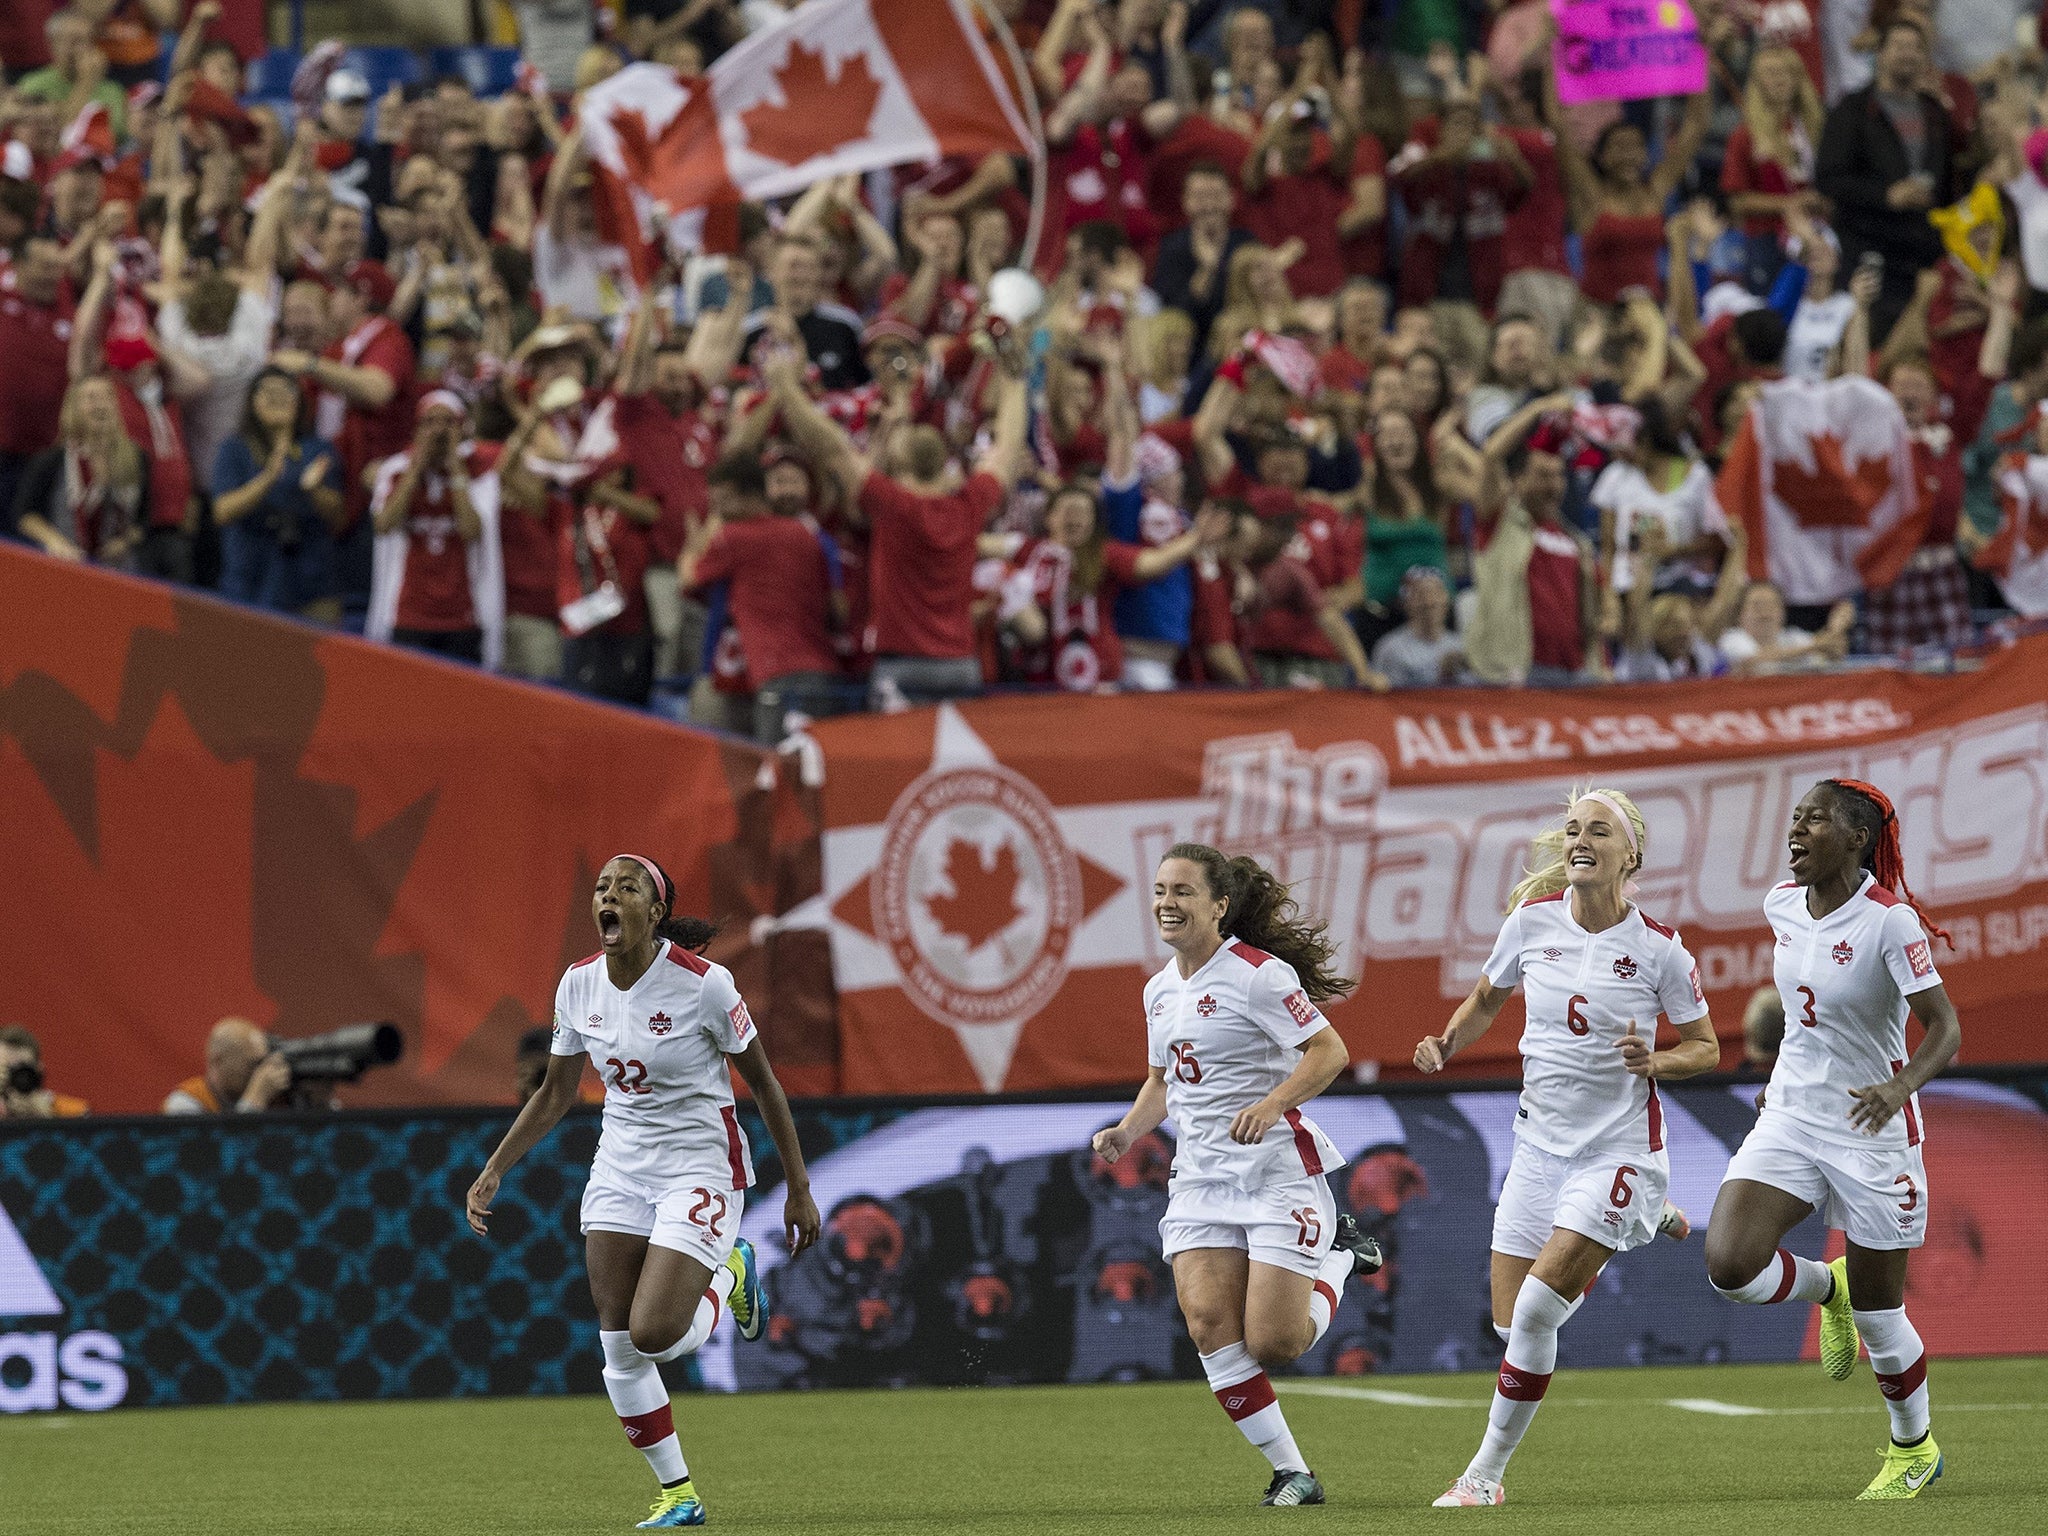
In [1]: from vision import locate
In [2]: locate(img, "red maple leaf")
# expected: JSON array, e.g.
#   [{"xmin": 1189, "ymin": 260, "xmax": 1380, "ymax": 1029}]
[
  {"xmin": 924, "ymin": 839, "xmax": 1024, "ymax": 952},
  {"xmin": 738, "ymin": 43, "xmax": 882, "ymax": 167},
  {"xmin": 1774, "ymin": 432, "xmax": 1894, "ymax": 529}
]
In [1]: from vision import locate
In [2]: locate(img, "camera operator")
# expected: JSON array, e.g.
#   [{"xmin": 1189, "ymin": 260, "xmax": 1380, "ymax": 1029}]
[
  {"xmin": 0, "ymin": 1026, "xmax": 89, "ymax": 1118},
  {"xmin": 162, "ymin": 1017, "xmax": 292, "ymax": 1114}
]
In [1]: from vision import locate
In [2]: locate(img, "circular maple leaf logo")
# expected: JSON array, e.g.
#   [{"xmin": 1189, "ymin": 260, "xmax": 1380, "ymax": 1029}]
[{"xmin": 871, "ymin": 763, "xmax": 1082, "ymax": 1031}]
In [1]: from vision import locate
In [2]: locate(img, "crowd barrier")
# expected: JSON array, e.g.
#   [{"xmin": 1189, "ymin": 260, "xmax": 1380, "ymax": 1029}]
[{"xmin": 4, "ymin": 1074, "xmax": 2044, "ymax": 1412}]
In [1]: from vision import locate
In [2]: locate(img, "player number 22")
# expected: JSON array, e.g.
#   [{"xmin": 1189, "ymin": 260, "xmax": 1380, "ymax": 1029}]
[
  {"xmin": 604, "ymin": 1057, "xmax": 650, "ymax": 1094},
  {"xmin": 687, "ymin": 1188, "xmax": 729, "ymax": 1237},
  {"xmin": 1290, "ymin": 1207, "xmax": 1322, "ymax": 1247}
]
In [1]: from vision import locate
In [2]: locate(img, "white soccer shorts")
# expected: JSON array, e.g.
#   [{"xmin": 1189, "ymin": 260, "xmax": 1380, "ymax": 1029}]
[
  {"xmin": 1722, "ymin": 1108, "xmax": 1928, "ymax": 1250},
  {"xmin": 580, "ymin": 1172, "xmax": 746, "ymax": 1270},
  {"xmin": 1158, "ymin": 1173, "xmax": 1337, "ymax": 1278},
  {"xmin": 1491, "ymin": 1138, "xmax": 1669, "ymax": 1259}
]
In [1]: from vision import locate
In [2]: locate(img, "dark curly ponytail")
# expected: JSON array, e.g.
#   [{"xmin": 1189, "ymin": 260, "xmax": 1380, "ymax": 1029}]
[
  {"xmin": 1164, "ymin": 842, "xmax": 1353, "ymax": 1003},
  {"xmin": 620, "ymin": 854, "xmax": 720, "ymax": 952}
]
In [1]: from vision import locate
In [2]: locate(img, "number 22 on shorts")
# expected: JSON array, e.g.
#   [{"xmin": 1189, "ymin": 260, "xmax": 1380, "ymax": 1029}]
[{"xmin": 687, "ymin": 1188, "xmax": 729, "ymax": 1237}]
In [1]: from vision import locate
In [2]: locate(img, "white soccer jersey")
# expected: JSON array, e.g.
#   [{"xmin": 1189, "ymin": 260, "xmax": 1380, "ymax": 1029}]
[
  {"xmin": 550, "ymin": 941, "xmax": 758, "ymax": 1195},
  {"xmin": 1144, "ymin": 941, "xmax": 1346, "ymax": 1193},
  {"xmin": 1764, "ymin": 874, "xmax": 1943, "ymax": 1151},
  {"xmin": 1483, "ymin": 892, "xmax": 1709, "ymax": 1158}
]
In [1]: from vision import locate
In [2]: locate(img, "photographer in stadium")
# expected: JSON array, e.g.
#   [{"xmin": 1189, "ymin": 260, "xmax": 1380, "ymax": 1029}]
[
  {"xmin": 0, "ymin": 1024, "xmax": 89, "ymax": 1118},
  {"xmin": 162, "ymin": 1017, "xmax": 293, "ymax": 1114}
]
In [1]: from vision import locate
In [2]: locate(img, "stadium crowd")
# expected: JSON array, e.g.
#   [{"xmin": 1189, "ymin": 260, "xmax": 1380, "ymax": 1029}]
[{"xmin": 3, "ymin": 0, "xmax": 2047, "ymax": 741}]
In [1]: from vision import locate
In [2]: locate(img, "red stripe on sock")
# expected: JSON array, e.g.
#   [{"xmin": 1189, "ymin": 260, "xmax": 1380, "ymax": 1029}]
[
  {"xmin": 708, "ymin": 1285, "xmax": 722, "ymax": 1331},
  {"xmin": 1496, "ymin": 1364, "xmax": 1552, "ymax": 1402},
  {"xmin": 619, "ymin": 1403, "xmax": 675, "ymax": 1447},
  {"xmin": 1767, "ymin": 1248, "xmax": 1799, "ymax": 1304},
  {"xmin": 1312, "ymin": 1280, "xmax": 1338, "ymax": 1315},
  {"xmin": 1215, "ymin": 1372, "xmax": 1277, "ymax": 1421},
  {"xmin": 1877, "ymin": 1352, "xmax": 1928, "ymax": 1401}
]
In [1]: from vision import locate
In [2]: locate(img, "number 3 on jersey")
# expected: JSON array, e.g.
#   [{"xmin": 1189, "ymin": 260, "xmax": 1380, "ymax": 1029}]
[{"xmin": 1795, "ymin": 985, "xmax": 1818, "ymax": 1028}]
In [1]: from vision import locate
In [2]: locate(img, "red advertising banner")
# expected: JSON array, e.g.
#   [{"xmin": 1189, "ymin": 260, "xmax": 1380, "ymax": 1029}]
[
  {"xmin": 815, "ymin": 637, "xmax": 2048, "ymax": 1094},
  {"xmin": 0, "ymin": 550, "xmax": 835, "ymax": 1112}
]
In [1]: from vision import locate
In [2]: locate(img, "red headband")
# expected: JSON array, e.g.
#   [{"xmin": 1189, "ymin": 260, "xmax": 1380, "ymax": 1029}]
[{"xmin": 613, "ymin": 854, "xmax": 670, "ymax": 909}]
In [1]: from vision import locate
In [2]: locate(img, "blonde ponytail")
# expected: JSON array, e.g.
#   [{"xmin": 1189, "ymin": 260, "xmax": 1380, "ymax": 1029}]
[{"xmin": 1505, "ymin": 787, "xmax": 1648, "ymax": 911}]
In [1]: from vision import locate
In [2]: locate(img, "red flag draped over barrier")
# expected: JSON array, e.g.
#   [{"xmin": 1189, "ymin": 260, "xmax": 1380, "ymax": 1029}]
[
  {"xmin": 0, "ymin": 549, "xmax": 836, "ymax": 1112},
  {"xmin": 813, "ymin": 640, "xmax": 2048, "ymax": 1094}
]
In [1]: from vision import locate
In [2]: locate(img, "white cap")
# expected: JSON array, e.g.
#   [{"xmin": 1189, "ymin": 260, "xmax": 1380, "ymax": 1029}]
[{"xmin": 326, "ymin": 69, "xmax": 371, "ymax": 104}]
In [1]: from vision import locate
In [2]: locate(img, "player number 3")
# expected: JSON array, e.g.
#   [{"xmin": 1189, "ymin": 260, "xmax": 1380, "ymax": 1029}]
[{"xmin": 1795, "ymin": 985, "xmax": 1818, "ymax": 1028}]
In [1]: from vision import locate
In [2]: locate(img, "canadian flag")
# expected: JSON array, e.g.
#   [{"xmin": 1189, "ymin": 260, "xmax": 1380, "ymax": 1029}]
[
  {"xmin": 580, "ymin": 0, "xmax": 1032, "ymax": 262},
  {"xmin": 1980, "ymin": 452, "xmax": 2048, "ymax": 617},
  {"xmin": 1714, "ymin": 376, "xmax": 1925, "ymax": 605}
]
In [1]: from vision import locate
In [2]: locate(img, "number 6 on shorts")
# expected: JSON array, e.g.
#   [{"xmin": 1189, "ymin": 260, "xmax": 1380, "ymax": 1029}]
[{"xmin": 1609, "ymin": 1165, "xmax": 1638, "ymax": 1208}]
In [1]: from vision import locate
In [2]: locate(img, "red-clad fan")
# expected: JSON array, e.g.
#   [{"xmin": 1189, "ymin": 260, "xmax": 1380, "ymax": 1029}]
[
  {"xmin": 365, "ymin": 390, "xmax": 503, "ymax": 666},
  {"xmin": 681, "ymin": 451, "xmax": 845, "ymax": 743},
  {"xmin": 0, "ymin": 236, "xmax": 74, "ymax": 517},
  {"xmin": 1704, "ymin": 780, "xmax": 1964, "ymax": 1502},
  {"xmin": 281, "ymin": 265, "xmax": 413, "ymax": 531}
]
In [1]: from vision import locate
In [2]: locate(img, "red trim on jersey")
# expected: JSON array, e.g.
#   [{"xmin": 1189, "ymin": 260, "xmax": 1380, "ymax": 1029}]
[
  {"xmin": 1767, "ymin": 1248, "xmax": 1799, "ymax": 1304},
  {"xmin": 1496, "ymin": 1365, "xmax": 1552, "ymax": 1402},
  {"xmin": 1312, "ymin": 1279, "xmax": 1338, "ymax": 1316},
  {"xmin": 1215, "ymin": 1372, "xmax": 1277, "ymax": 1420},
  {"xmin": 1228, "ymin": 941, "xmax": 1272, "ymax": 967},
  {"xmin": 1774, "ymin": 880, "xmax": 1800, "ymax": 890},
  {"xmin": 665, "ymin": 941, "xmax": 712, "ymax": 975},
  {"xmin": 1891, "ymin": 1058, "xmax": 1922, "ymax": 1146},
  {"xmin": 1284, "ymin": 1108, "xmax": 1323, "ymax": 1176},
  {"xmin": 572, "ymin": 952, "xmax": 603, "ymax": 969},
  {"xmin": 720, "ymin": 1103, "xmax": 747, "ymax": 1189},
  {"xmin": 1640, "ymin": 911, "xmax": 1677, "ymax": 939},
  {"xmin": 1524, "ymin": 890, "xmax": 1567, "ymax": 905},
  {"xmin": 1863, "ymin": 883, "xmax": 1904, "ymax": 908},
  {"xmin": 617, "ymin": 1402, "xmax": 675, "ymax": 1447},
  {"xmin": 1876, "ymin": 1352, "xmax": 1928, "ymax": 1401},
  {"xmin": 1646, "ymin": 1080, "xmax": 1665, "ymax": 1152}
]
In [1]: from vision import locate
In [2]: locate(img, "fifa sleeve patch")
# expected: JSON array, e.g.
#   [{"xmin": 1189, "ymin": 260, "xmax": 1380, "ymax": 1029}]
[
  {"xmin": 551, "ymin": 1009, "xmax": 561, "ymax": 1036},
  {"xmin": 1906, "ymin": 939, "xmax": 1933, "ymax": 979},
  {"xmin": 728, "ymin": 999, "xmax": 755, "ymax": 1041},
  {"xmin": 1282, "ymin": 989, "xmax": 1318, "ymax": 1029}
]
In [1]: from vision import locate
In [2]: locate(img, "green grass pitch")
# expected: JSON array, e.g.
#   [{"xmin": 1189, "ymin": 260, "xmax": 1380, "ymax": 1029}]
[{"xmin": 5, "ymin": 1358, "xmax": 2044, "ymax": 1534}]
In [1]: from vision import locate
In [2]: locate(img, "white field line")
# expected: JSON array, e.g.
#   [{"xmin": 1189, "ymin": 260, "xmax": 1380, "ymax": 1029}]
[{"xmin": 1278, "ymin": 1384, "xmax": 2046, "ymax": 1417}]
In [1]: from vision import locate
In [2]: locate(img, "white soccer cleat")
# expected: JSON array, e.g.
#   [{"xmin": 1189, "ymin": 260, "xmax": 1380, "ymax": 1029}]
[
  {"xmin": 1657, "ymin": 1200, "xmax": 1692, "ymax": 1241},
  {"xmin": 1433, "ymin": 1474, "xmax": 1505, "ymax": 1507}
]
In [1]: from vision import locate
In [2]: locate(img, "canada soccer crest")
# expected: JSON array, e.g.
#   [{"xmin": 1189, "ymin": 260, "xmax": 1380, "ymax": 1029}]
[
  {"xmin": 1196, "ymin": 994, "xmax": 1219, "ymax": 1017},
  {"xmin": 648, "ymin": 1010, "xmax": 673, "ymax": 1035},
  {"xmin": 1613, "ymin": 955, "xmax": 1638, "ymax": 980},
  {"xmin": 1833, "ymin": 941, "xmax": 1855, "ymax": 965}
]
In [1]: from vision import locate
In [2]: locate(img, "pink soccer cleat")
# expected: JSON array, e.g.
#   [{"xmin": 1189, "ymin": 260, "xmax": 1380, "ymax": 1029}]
[
  {"xmin": 1658, "ymin": 1200, "xmax": 1692, "ymax": 1241},
  {"xmin": 1432, "ymin": 1474, "xmax": 1506, "ymax": 1507}
]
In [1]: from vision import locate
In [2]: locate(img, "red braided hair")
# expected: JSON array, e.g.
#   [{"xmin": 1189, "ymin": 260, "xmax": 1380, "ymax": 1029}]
[{"xmin": 1823, "ymin": 779, "xmax": 1952, "ymax": 948}]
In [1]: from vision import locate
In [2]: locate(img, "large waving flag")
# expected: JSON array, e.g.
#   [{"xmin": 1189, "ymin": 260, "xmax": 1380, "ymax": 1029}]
[
  {"xmin": 580, "ymin": 0, "xmax": 1033, "ymax": 262},
  {"xmin": 1714, "ymin": 376, "xmax": 1925, "ymax": 605},
  {"xmin": 1981, "ymin": 452, "xmax": 2048, "ymax": 617}
]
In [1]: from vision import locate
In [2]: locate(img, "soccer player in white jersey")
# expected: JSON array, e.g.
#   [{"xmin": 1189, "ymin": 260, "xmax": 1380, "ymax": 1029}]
[
  {"xmin": 1093, "ymin": 842, "xmax": 1382, "ymax": 1509},
  {"xmin": 467, "ymin": 855, "xmax": 821, "ymax": 1528},
  {"xmin": 1704, "ymin": 779, "xmax": 1963, "ymax": 1501},
  {"xmin": 1414, "ymin": 789, "xmax": 1721, "ymax": 1508}
]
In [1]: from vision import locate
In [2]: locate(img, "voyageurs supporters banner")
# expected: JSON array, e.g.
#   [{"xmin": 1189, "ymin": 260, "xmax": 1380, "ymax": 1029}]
[{"xmin": 813, "ymin": 634, "xmax": 2048, "ymax": 1096}]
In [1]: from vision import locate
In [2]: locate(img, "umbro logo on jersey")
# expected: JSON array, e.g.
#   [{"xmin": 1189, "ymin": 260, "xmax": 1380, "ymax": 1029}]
[
  {"xmin": 1613, "ymin": 955, "xmax": 1638, "ymax": 980},
  {"xmin": 1150, "ymin": 997, "xmax": 1167, "ymax": 1016},
  {"xmin": 1541, "ymin": 947, "xmax": 1563, "ymax": 961},
  {"xmin": 1196, "ymin": 994, "xmax": 1219, "ymax": 1017},
  {"xmin": 1833, "ymin": 941, "xmax": 1855, "ymax": 965},
  {"xmin": 649, "ymin": 1011, "xmax": 673, "ymax": 1035}
]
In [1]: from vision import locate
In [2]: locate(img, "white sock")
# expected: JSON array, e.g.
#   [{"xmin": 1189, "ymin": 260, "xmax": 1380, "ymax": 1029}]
[
  {"xmin": 1856, "ymin": 1307, "xmax": 1932, "ymax": 1444},
  {"xmin": 1713, "ymin": 1248, "xmax": 1833, "ymax": 1306},
  {"xmin": 1307, "ymin": 1246, "xmax": 1354, "ymax": 1348},
  {"xmin": 648, "ymin": 1290, "xmax": 721, "ymax": 1364},
  {"xmin": 599, "ymin": 1330, "xmax": 687, "ymax": 1484},
  {"xmin": 1466, "ymin": 1275, "xmax": 1574, "ymax": 1484},
  {"xmin": 1200, "ymin": 1342, "xmax": 1307, "ymax": 1473},
  {"xmin": 1494, "ymin": 1290, "xmax": 1581, "ymax": 1347}
]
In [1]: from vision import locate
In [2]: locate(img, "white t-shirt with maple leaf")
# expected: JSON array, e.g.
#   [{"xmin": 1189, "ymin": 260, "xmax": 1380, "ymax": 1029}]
[{"xmin": 1144, "ymin": 941, "xmax": 1345, "ymax": 1193}]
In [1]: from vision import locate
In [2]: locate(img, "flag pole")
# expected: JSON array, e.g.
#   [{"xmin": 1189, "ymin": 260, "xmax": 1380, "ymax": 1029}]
[{"xmin": 974, "ymin": 0, "xmax": 1047, "ymax": 273}]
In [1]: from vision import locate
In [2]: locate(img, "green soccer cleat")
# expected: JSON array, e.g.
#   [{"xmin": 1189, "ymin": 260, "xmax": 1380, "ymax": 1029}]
[
  {"xmin": 1857, "ymin": 1438, "xmax": 1943, "ymax": 1500},
  {"xmin": 1818, "ymin": 1255, "xmax": 1859, "ymax": 1382},
  {"xmin": 724, "ymin": 1238, "xmax": 766, "ymax": 1343},
  {"xmin": 1260, "ymin": 1469, "xmax": 1325, "ymax": 1507},
  {"xmin": 637, "ymin": 1480, "xmax": 706, "ymax": 1527}
]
